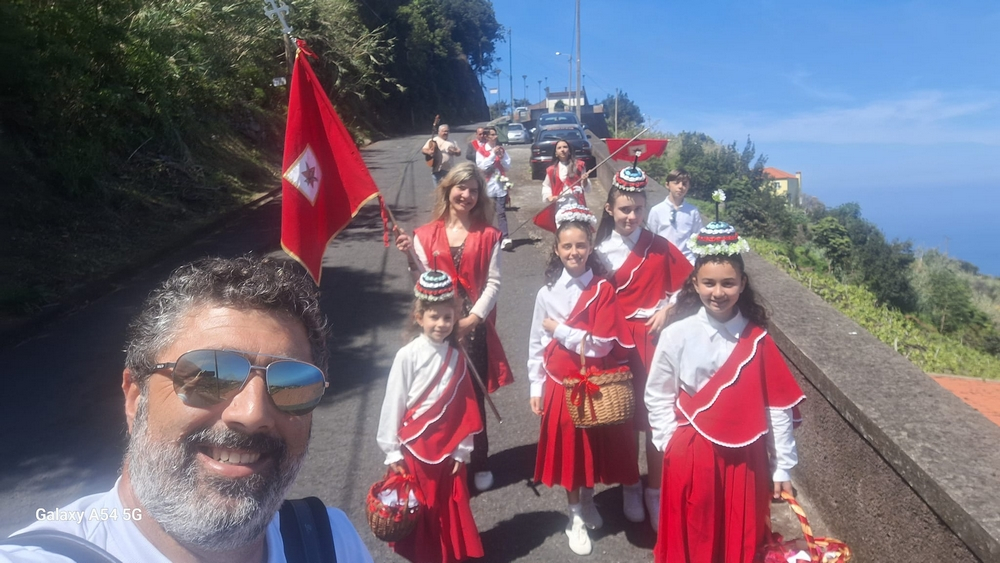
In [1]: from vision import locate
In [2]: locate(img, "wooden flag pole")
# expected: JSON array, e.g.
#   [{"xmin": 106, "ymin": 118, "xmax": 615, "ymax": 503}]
[{"xmin": 381, "ymin": 199, "xmax": 504, "ymax": 424}]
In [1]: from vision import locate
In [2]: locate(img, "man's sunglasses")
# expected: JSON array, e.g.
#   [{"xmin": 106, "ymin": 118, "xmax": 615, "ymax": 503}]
[{"xmin": 154, "ymin": 349, "xmax": 328, "ymax": 416}]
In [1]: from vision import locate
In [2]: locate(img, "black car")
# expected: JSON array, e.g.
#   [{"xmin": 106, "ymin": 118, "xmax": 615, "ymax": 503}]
[{"xmin": 529, "ymin": 125, "xmax": 596, "ymax": 180}]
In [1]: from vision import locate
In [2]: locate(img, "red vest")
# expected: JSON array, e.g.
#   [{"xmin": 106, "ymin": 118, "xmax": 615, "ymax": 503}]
[
  {"xmin": 546, "ymin": 159, "xmax": 588, "ymax": 200},
  {"xmin": 413, "ymin": 221, "xmax": 514, "ymax": 392},
  {"xmin": 608, "ymin": 229, "xmax": 692, "ymax": 318},
  {"xmin": 397, "ymin": 346, "xmax": 484, "ymax": 464},
  {"xmin": 675, "ymin": 324, "xmax": 805, "ymax": 447},
  {"xmin": 543, "ymin": 276, "xmax": 636, "ymax": 382}
]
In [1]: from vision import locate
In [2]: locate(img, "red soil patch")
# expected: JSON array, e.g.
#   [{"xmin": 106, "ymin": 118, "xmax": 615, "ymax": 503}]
[{"xmin": 931, "ymin": 375, "xmax": 1000, "ymax": 427}]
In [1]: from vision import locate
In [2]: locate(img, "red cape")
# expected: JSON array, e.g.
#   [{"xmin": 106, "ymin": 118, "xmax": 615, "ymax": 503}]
[{"xmin": 608, "ymin": 229, "xmax": 691, "ymax": 318}]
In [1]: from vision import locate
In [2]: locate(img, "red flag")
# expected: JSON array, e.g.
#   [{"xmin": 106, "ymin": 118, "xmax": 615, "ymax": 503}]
[
  {"xmin": 281, "ymin": 41, "xmax": 379, "ymax": 284},
  {"xmin": 532, "ymin": 199, "xmax": 559, "ymax": 233},
  {"xmin": 605, "ymin": 138, "xmax": 669, "ymax": 162}
]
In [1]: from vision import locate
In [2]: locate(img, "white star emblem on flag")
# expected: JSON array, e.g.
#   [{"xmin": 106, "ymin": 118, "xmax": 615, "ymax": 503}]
[{"xmin": 283, "ymin": 144, "xmax": 322, "ymax": 205}]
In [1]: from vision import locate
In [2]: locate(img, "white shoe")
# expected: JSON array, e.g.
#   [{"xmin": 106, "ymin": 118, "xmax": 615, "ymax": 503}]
[
  {"xmin": 579, "ymin": 488, "xmax": 603, "ymax": 529},
  {"xmin": 645, "ymin": 487, "xmax": 661, "ymax": 529},
  {"xmin": 501, "ymin": 238, "xmax": 513, "ymax": 250},
  {"xmin": 623, "ymin": 483, "xmax": 645, "ymax": 523},
  {"xmin": 565, "ymin": 514, "xmax": 593, "ymax": 556},
  {"xmin": 473, "ymin": 471, "xmax": 494, "ymax": 491}
]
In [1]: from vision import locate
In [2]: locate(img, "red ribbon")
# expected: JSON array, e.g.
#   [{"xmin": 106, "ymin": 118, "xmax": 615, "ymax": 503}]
[
  {"xmin": 295, "ymin": 39, "xmax": 317, "ymax": 59},
  {"xmin": 569, "ymin": 375, "xmax": 600, "ymax": 422}
]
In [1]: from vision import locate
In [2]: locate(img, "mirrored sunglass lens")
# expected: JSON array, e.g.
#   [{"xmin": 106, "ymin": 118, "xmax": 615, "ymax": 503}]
[
  {"xmin": 173, "ymin": 350, "xmax": 249, "ymax": 407},
  {"xmin": 266, "ymin": 360, "xmax": 326, "ymax": 415}
]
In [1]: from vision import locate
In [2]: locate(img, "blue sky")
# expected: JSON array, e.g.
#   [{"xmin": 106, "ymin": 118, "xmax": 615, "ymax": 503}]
[{"xmin": 489, "ymin": 0, "xmax": 1000, "ymax": 273}]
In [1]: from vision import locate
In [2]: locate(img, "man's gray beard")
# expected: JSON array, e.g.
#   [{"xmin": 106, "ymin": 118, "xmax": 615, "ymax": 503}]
[{"xmin": 126, "ymin": 395, "xmax": 306, "ymax": 552}]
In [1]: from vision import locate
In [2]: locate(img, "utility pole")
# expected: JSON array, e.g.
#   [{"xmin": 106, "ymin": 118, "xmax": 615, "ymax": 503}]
[
  {"xmin": 537, "ymin": 80, "xmax": 542, "ymax": 102},
  {"xmin": 575, "ymin": 0, "xmax": 582, "ymax": 120},
  {"xmin": 614, "ymin": 88, "xmax": 619, "ymax": 137},
  {"xmin": 523, "ymin": 75, "xmax": 528, "ymax": 103},
  {"xmin": 508, "ymin": 28, "xmax": 513, "ymax": 116},
  {"xmin": 494, "ymin": 69, "xmax": 502, "ymax": 115}
]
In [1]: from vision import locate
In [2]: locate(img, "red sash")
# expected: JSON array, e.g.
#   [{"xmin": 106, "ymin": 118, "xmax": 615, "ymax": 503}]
[
  {"xmin": 413, "ymin": 221, "xmax": 514, "ymax": 392},
  {"xmin": 477, "ymin": 143, "xmax": 504, "ymax": 177},
  {"xmin": 543, "ymin": 276, "xmax": 636, "ymax": 382},
  {"xmin": 398, "ymin": 347, "xmax": 484, "ymax": 464},
  {"xmin": 609, "ymin": 230, "xmax": 692, "ymax": 318},
  {"xmin": 675, "ymin": 324, "xmax": 805, "ymax": 448},
  {"xmin": 546, "ymin": 160, "xmax": 588, "ymax": 197}
]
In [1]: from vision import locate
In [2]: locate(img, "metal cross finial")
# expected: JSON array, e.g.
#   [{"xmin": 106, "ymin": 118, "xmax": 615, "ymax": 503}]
[{"xmin": 264, "ymin": 0, "xmax": 294, "ymax": 36}]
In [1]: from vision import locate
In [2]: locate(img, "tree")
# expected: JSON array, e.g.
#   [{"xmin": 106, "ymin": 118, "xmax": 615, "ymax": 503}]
[
  {"xmin": 598, "ymin": 91, "xmax": 643, "ymax": 135},
  {"xmin": 811, "ymin": 216, "xmax": 853, "ymax": 271},
  {"xmin": 489, "ymin": 100, "xmax": 509, "ymax": 119}
]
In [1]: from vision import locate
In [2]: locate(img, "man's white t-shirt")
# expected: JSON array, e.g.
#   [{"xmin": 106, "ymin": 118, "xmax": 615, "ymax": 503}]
[{"xmin": 0, "ymin": 480, "xmax": 374, "ymax": 562}]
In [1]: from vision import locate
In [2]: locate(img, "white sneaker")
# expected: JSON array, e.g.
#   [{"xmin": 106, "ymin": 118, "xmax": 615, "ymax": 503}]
[
  {"xmin": 623, "ymin": 483, "xmax": 645, "ymax": 523},
  {"xmin": 579, "ymin": 488, "xmax": 603, "ymax": 529},
  {"xmin": 473, "ymin": 471, "xmax": 494, "ymax": 491},
  {"xmin": 565, "ymin": 514, "xmax": 593, "ymax": 556},
  {"xmin": 501, "ymin": 238, "xmax": 513, "ymax": 250},
  {"xmin": 645, "ymin": 487, "xmax": 661, "ymax": 529}
]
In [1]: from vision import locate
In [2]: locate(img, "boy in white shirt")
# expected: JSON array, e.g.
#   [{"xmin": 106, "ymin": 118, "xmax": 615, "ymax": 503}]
[{"xmin": 646, "ymin": 169, "xmax": 703, "ymax": 264}]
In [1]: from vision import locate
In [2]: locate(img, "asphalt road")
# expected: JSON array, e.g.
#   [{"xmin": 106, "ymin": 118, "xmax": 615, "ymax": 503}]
[{"xmin": 0, "ymin": 126, "xmax": 819, "ymax": 562}]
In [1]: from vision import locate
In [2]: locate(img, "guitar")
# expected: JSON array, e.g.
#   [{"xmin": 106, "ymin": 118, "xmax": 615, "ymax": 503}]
[{"xmin": 425, "ymin": 115, "xmax": 441, "ymax": 169}]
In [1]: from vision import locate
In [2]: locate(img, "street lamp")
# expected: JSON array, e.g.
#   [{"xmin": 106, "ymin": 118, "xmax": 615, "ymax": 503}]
[
  {"xmin": 537, "ymin": 79, "xmax": 542, "ymax": 102},
  {"xmin": 522, "ymin": 74, "xmax": 527, "ymax": 104},
  {"xmin": 493, "ymin": 69, "xmax": 502, "ymax": 114},
  {"xmin": 555, "ymin": 51, "xmax": 572, "ymax": 110}
]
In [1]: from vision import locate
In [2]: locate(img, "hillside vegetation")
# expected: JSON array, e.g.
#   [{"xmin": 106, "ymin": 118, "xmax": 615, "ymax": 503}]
[
  {"xmin": 0, "ymin": 0, "xmax": 501, "ymax": 317},
  {"xmin": 611, "ymin": 110, "xmax": 1000, "ymax": 378}
]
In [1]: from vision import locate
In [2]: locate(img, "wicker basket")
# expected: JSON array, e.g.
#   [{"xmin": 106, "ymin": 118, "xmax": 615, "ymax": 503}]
[
  {"xmin": 757, "ymin": 492, "xmax": 851, "ymax": 563},
  {"xmin": 365, "ymin": 471, "xmax": 420, "ymax": 542},
  {"xmin": 562, "ymin": 337, "xmax": 634, "ymax": 428}
]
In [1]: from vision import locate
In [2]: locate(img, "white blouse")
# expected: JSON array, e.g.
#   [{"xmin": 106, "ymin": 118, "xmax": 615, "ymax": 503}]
[
  {"xmin": 377, "ymin": 335, "xmax": 475, "ymax": 465},
  {"xmin": 412, "ymin": 237, "xmax": 501, "ymax": 321},
  {"xmin": 526, "ymin": 269, "xmax": 615, "ymax": 397},
  {"xmin": 644, "ymin": 307, "xmax": 798, "ymax": 482},
  {"xmin": 540, "ymin": 160, "xmax": 592, "ymax": 201}
]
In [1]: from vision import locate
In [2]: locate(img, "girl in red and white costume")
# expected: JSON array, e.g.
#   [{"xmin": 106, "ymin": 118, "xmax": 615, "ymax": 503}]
[
  {"xmin": 541, "ymin": 139, "xmax": 591, "ymax": 203},
  {"xmin": 377, "ymin": 270, "xmax": 484, "ymax": 563},
  {"xmin": 395, "ymin": 162, "xmax": 514, "ymax": 493},
  {"xmin": 593, "ymin": 163, "xmax": 692, "ymax": 527},
  {"xmin": 527, "ymin": 204, "xmax": 641, "ymax": 556},
  {"xmin": 644, "ymin": 219, "xmax": 805, "ymax": 563}
]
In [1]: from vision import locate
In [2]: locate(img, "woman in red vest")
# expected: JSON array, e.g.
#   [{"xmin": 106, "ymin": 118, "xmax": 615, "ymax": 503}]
[
  {"xmin": 541, "ymin": 139, "xmax": 591, "ymax": 203},
  {"xmin": 395, "ymin": 161, "xmax": 514, "ymax": 492},
  {"xmin": 593, "ymin": 164, "xmax": 692, "ymax": 527},
  {"xmin": 645, "ymin": 221, "xmax": 805, "ymax": 563}
]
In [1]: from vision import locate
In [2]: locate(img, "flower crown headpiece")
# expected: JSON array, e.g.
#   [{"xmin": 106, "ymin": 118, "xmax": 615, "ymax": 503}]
[
  {"xmin": 687, "ymin": 190, "xmax": 748, "ymax": 256},
  {"xmin": 612, "ymin": 154, "xmax": 648, "ymax": 193},
  {"xmin": 555, "ymin": 202, "xmax": 597, "ymax": 229},
  {"xmin": 414, "ymin": 269, "xmax": 455, "ymax": 302}
]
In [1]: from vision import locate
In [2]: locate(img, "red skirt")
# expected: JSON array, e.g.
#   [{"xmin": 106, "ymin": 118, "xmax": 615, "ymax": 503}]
[
  {"xmin": 534, "ymin": 376, "xmax": 640, "ymax": 491},
  {"xmin": 392, "ymin": 451, "xmax": 484, "ymax": 563},
  {"xmin": 625, "ymin": 317, "xmax": 655, "ymax": 431},
  {"xmin": 654, "ymin": 425, "xmax": 771, "ymax": 563}
]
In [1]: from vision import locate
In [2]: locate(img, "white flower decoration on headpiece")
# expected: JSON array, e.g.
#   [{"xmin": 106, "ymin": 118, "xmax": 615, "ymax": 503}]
[
  {"xmin": 688, "ymin": 221, "xmax": 749, "ymax": 257},
  {"xmin": 711, "ymin": 189, "xmax": 726, "ymax": 203},
  {"xmin": 554, "ymin": 203, "xmax": 597, "ymax": 229}
]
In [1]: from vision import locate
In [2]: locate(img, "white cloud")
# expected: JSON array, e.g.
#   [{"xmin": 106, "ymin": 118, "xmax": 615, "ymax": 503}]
[{"xmin": 689, "ymin": 91, "xmax": 1000, "ymax": 145}]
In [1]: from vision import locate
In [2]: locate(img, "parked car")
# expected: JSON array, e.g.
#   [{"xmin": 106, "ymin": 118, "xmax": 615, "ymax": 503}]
[
  {"xmin": 536, "ymin": 111, "xmax": 581, "ymax": 129},
  {"xmin": 529, "ymin": 125, "xmax": 596, "ymax": 180},
  {"xmin": 507, "ymin": 122, "xmax": 532, "ymax": 144}
]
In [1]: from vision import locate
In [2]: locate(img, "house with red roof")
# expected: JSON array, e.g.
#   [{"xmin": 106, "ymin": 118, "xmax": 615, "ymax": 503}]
[{"xmin": 764, "ymin": 167, "xmax": 802, "ymax": 206}]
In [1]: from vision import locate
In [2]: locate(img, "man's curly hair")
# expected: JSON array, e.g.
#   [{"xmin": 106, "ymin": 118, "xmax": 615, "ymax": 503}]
[{"xmin": 124, "ymin": 255, "xmax": 329, "ymax": 387}]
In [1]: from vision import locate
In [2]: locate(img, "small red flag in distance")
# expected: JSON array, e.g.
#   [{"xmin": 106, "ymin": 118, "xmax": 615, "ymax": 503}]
[
  {"xmin": 281, "ymin": 40, "xmax": 379, "ymax": 284},
  {"xmin": 604, "ymin": 138, "xmax": 669, "ymax": 162}
]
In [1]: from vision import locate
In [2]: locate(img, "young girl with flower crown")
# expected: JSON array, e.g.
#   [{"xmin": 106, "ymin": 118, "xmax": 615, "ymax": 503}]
[
  {"xmin": 527, "ymin": 203, "xmax": 641, "ymax": 556},
  {"xmin": 377, "ymin": 270, "xmax": 485, "ymax": 563},
  {"xmin": 644, "ymin": 219, "xmax": 806, "ymax": 563},
  {"xmin": 593, "ymin": 163, "xmax": 692, "ymax": 527}
]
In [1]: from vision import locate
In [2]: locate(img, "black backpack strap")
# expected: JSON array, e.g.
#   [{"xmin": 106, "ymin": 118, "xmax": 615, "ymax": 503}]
[
  {"xmin": 279, "ymin": 497, "xmax": 337, "ymax": 563},
  {"xmin": 0, "ymin": 530, "xmax": 124, "ymax": 563}
]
